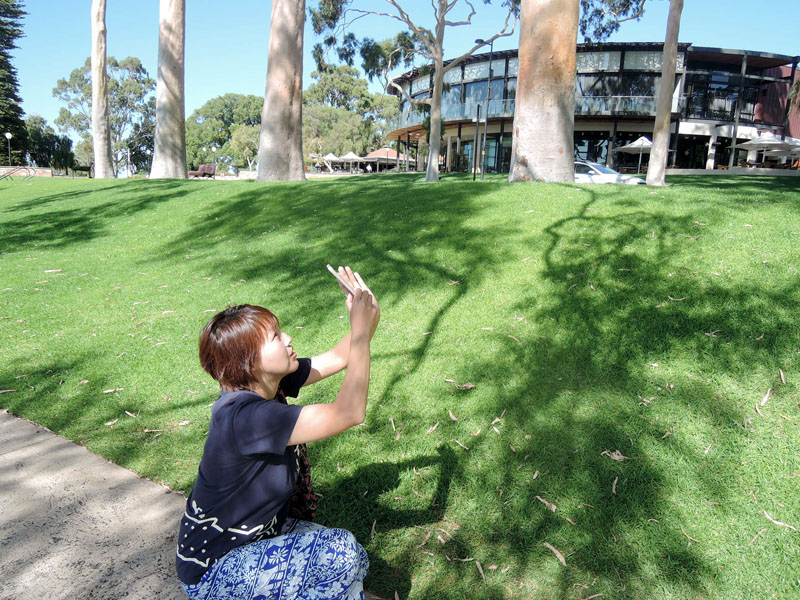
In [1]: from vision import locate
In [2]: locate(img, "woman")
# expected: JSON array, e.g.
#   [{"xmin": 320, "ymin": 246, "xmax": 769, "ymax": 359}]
[{"xmin": 176, "ymin": 267, "xmax": 380, "ymax": 600}]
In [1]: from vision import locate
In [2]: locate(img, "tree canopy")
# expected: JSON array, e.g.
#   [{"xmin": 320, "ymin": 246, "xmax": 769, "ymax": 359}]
[
  {"xmin": 25, "ymin": 115, "xmax": 74, "ymax": 171},
  {"xmin": 184, "ymin": 93, "xmax": 262, "ymax": 170},
  {"xmin": 53, "ymin": 56, "xmax": 155, "ymax": 173},
  {"xmin": 302, "ymin": 65, "xmax": 398, "ymax": 161},
  {"xmin": 0, "ymin": 0, "xmax": 28, "ymax": 164}
]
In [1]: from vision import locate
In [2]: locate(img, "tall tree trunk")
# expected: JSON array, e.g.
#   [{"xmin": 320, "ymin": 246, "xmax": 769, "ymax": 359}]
[
  {"xmin": 257, "ymin": 0, "xmax": 305, "ymax": 181},
  {"xmin": 508, "ymin": 0, "xmax": 578, "ymax": 183},
  {"xmin": 646, "ymin": 0, "xmax": 683, "ymax": 186},
  {"xmin": 426, "ymin": 67, "xmax": 444, "ymax": 182},
  {"xmin": 90, "ymin": 0, "xmax": 115, "ymax": 178},
  {"xmin": 150, "ymin": 0, "xmax": 187, "ymax": 179}
]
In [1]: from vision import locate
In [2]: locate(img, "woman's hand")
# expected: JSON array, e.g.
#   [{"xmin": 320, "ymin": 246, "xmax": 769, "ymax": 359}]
[{"xmin": 337, "ymin": 266, "xmax": 380, "ymax": 341}]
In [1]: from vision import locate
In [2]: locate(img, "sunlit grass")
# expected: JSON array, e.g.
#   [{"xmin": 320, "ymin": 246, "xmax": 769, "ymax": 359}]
[{"xmin": 1, "ymin": 173, "xmax": 799, "ymax": 599}]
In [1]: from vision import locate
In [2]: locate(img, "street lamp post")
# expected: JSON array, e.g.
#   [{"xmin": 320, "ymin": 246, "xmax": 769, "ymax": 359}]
[
  {"xmin": 475, "ymin": 39, "xmax": 494, "ymax": 181},
  {"xmin": 4, "ymin": 132, "xmax": 12, "ymax": 166}
]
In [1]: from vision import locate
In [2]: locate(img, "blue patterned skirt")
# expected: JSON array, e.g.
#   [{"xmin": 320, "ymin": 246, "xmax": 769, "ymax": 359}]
[{"xmin": 182, "ymin": 520, "xmax": 369, "ymax": 600}]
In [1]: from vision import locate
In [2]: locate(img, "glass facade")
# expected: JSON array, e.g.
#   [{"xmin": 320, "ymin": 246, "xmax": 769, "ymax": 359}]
[{"xmin": 388, "ymin": 45, "xmax": 796, "ymax": 172}]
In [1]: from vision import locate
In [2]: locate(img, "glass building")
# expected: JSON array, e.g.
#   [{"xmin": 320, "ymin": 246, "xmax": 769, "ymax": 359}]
[{"xmin": 386, "ymin": 43, "xmax": 799, "ymax": 172}]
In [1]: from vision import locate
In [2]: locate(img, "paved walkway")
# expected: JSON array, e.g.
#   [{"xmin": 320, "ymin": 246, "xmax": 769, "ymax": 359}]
[
  {"xmin": 0, "ymin": 409, "xmax": 187, "ymax": 599},
  {"xmin": 0, "ymin": 410, "xmax": 386, "ymax": 600}
]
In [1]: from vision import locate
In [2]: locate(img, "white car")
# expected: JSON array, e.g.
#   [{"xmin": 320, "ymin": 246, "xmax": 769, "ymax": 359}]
[{"xmin": 574, "ymin": 160, "xmax": 645, "ymax": 185}]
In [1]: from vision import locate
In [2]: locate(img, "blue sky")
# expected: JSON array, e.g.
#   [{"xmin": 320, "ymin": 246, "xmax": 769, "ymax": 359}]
[{"xmin": 13, "ymin": 0, "xmax": 799, "ymax": 133}]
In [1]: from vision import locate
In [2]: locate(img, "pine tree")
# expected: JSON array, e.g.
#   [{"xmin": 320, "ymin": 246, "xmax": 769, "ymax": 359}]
[{"xmin": 0, "ymin": 0, "xmax": 27, "ymax": 165}]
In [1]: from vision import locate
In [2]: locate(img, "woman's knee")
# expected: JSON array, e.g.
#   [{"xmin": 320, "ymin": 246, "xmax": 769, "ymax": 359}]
[{"xmin": 324, "ymin": 528, "xmax": 369, "ymax": 574}]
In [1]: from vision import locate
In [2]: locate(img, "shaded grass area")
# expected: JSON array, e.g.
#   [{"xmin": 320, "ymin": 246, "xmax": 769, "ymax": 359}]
[{"xmin": 1, "ymin": 174, "xmax": 799, "ymax": 599}]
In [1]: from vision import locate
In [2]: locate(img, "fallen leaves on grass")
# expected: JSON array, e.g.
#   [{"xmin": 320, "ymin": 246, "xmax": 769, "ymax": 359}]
[
  {"xmin": 476, "ymin": 561, "xmax": 486, "ymax": 583},
  {"xmin": 779, "ymin": 369, "xmax": 786, "ymax": 384},
  {"xmin": 542, "ymin": 542, "xmax": 567, "ymax": 566},
  {"xmin": 448, "ymin": 409, "xmax": 459, "ymax": 422},
  {"xmin": 124, "ymin": 410, "xmax": 138, "ymax": 418},
  {"xmin": 426, "ymin": 422, "xmax": 439, "ymax": 435},
  {"xmin": 680, "ymin": 526, "xmax": 702, "ymax": 544},
  {"xmin": 444, "ymin": 379, "xmax": 475, "ymax": 390},
  {"xmin": 749, "ymin": 527, "xmax": 768, "ymax": 545},
  {"xmin": 451, "ymin": 439, "xmax": 469, "ymax": 451},
  {"xmin": 601, "ymin": 449, "xmax": 630, "ymax": 461},
  {"xmin": 0, "ymin": 389, "xmax": 16, "ymax": 394},
  {"xmin": 612, "ymin": 477, "xmax": 619, "ymax": 495},
  {"xmin": 104, "ymin": 419, "xmax": 118, "ymax": 426},
  {"xmin": 761, "ymin": 388, "xmax": 771, "ymax": 407},
  {"xmin": 102, "ymin": 388, "xmax": 124, "ymax": 394},
  {"xmin": 536, "ymin": 496, "xmax": 557, "ymax": 512},
  {"xmin": 447, "ymin": 280, "xmax": 461, "ymax": 286},
  {"xmin": 763, "ymin": 510, "xmax": 797, "ymax": 531}
]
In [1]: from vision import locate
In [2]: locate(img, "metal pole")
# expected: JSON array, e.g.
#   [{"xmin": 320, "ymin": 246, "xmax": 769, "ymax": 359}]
[
  {"xmin": 480, "ymin": 41, "xmax": 493, "ymax": 180},
  {"xmin": 728, "ymin": 53, "xmax": 748, "ymax": 167},
  {"xmin": 6, "ymin": 138, "xmax": 10, "ymax": 165},
  {"xmin": 473, "ymin": 104, "xmax": 481, "ymax": 181}
]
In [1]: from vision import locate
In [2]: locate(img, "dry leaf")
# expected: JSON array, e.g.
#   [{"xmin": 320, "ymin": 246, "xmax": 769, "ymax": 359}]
[
  {"xmin": 447, "ymin": 280, "xmax": 462, "ymax": 286},
  {"xmin": 749, "ymin": 527, "xmax": 768, "ymax": 545},
  {"xmin": 680, "ymin": 526, "xmax": 701, "ymax": 543},
  {"xmin": 448, "ymin": 409, "xmax": 459, "ymax": 422},
  {"xmin": 612, "ymin": 477, "xmax": 619, "ymax": 495},
  {"xmin": 124, "ymin": 410, "xmax": 137, "ymax": 418},
  {"xmin": 102, "ymin": 388, "xmax": 124, "ymax": 394},
  {"xmin": 779, "ymin": 369, "xmax": 786, "ymax": 384},
  {"xmin": 471, "ymin": 428, "xmax": 481, "ymax": 436},
  {"xmin": 44, "ymin": 269, "xmax": 62, "ymax": 273},
  {"xmin": 507, "ymin": 335, "xmax": 520, "ymax": 343},
  {"xmin": 370, "ymin": 520, "xmax": 376, "ymax": 538},
  {"xmin": 417, "ymin": 532, "xmax": 432, "ymax": 548},
  {"xmin": 451, "ymin": 439, "xmax": 470, "ymax": 451},
  {"xmin": 755, "ymin": 404, "xmax": 764, "ymax": 417},
  {"xmin": 104, "ymin": 419, "xmax": 118, "ymax": 426},
  {"xmin": 78, "ymin": 380, "xmax": 89, "ymax": 385},
  {"xmin": 763, "ymin": 510, "xmax": 798, "ymax": 531},
  {"xmin": 501, "ymin": 566, "xmax": 511, "ymax": 574},
  {"xmin": 390, "ymin": 417, "xmax": 396, "ymax": 431},
  {"xmin": 178, "ymin": 420, "xmax": 191, "ymax": 426},
  {"xmin": 0, "ymin": 389, "xmax": 16, "ymax": 394},
  {"xmin": 536, "ymin": 496, "xmax": 557, "ymax": 512},
  {"xmin": 476, "ymin": 561, "xmax": 486, "ymax": 583},
  {"xmin": 542, "ymin": 542, "xmax": 567, "ymax": 566},
  {"xmin": 532, "ymin": 470, "xmax": 539, "ymax": 480},
  {"xmin": 426, "ymin": 422, "xmax": 439, "ymax": 435},
  {"xmin": 761, "ymin": 388, "xmax": 771, "ymax": 406},
  {"xmin": 601, "ymin": 449, "xmax": 630, "ymax": 461}
]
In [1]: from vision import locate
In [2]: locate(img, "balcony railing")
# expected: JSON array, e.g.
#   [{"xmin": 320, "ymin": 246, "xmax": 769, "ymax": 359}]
[{"xmin": 388, "ymin": 96, "xmax": 686, "ymax": 133}]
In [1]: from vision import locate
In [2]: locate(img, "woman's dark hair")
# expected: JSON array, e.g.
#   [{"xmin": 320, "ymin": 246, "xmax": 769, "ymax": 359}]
[{"xmin": 199, "ymin": 305, "xmax": 279, "ymax": 390}]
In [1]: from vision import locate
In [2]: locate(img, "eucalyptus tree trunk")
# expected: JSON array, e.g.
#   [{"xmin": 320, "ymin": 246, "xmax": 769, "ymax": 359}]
[
  {"xmin": 257, "ymin": 0, "xmax": 305, "ymax": 181},
  {"xmin": 646, "ymin": 0, "xmax": 683, "ymax": 186},
  {"xmin": 150, "ymin": 0, "xmax": 187, "ymax": 179},
  {"xmin": 508, "ymin": 0, "xmax": 578, "ymax": 183},
  {"xmin": 90, "ymin": 0, "xmax": 115, "ymax": 178},
  {"xmin": 425, "ymin": 17, "xmax": 446, "ymax": 183}
]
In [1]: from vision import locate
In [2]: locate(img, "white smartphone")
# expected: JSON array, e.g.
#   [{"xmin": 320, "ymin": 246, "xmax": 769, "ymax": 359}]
[{"xmin": 326, "ymin": 264, "xmax": 356, "ymax": 295}]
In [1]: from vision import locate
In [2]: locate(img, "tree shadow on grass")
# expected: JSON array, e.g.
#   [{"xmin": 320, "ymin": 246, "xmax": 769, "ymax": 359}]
[{"xmin": 0, "ymin": 179, "xmax": 202, "ymax": 253}]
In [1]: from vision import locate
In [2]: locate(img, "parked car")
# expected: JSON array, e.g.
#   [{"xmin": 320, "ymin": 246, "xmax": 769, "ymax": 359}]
[{"xmin": 574, "ymin": 160, "xmax": 645, "ymax": 185}]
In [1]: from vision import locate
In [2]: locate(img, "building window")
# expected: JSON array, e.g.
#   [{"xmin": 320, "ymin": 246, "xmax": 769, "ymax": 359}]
[
  {"xmin": 576, "ymin": 51, "xmax": 621, "ymax": 72},
  {"xmin": 623, "ymin": 51, "xmax": 664, "ymax": 71},
  {"xmin": 443, "ymin": 66, "xmax": 462, "ymax": 84},
  {"xmin": 464, "ymin": 61, "xmax": 490, "ymax": 81},
  {"xmin": 465, "ymin": 81, "xmax": 487, "ymax": 106},
  {"xmin": 506, "ymin": 77, "xmax": 517, "ymax": 100},
  {"xmin": 507, "ymin": 57, "xmax": 519, "ymax": 76}
]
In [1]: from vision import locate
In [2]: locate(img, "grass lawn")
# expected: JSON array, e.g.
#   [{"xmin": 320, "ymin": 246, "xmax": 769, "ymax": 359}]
[{"xmin": 1, "ymin": 173, "xmax": 799, "ymax": 599}]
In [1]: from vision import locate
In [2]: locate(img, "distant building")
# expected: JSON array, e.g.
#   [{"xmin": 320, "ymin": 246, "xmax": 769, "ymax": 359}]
[{"xmin": 386, "ymin": 42, "xmax": 799, "ymax": 172}]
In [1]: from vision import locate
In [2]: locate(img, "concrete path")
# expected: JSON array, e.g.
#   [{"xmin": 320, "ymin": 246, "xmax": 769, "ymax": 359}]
[
  {"xmin": 0, "ymin": 410, "xmax": 387, "ymax": 600},
  {"xmin": 0, "ymin": 409, "xmax": 187, "ymax": 600}
]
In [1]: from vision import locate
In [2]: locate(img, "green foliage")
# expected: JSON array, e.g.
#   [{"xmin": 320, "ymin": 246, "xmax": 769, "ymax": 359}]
[
  {"xmin": 52, "ymin": 56, "xmax": 156, "ymax": 172},
  {"xmin": 184, "ymin": 93, "xmax": 262, "ymax": 170},
  {"xmin": 2, "ymin": 175, "xmax": 799, "ymax": 600},
  {"xmin": 0, "ymin": 0, "xmax": 28, "ymax": 164},
  {"xmin": 229, "ymin": 124, "xmax": 259, "ymax": 170},
  {"xmin": 302, "ymin": 66, "xmax": 398, "ymax": 161},
  {"xmin": 579, "ymin": 0, "xmax": 647, "ymax": 42},
  {"xmin": 24, "ymin": 115, "xmax": 74, "ymax": 171}
]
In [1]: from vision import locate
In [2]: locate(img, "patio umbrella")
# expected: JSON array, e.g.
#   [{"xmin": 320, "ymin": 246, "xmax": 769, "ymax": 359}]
[
  {"xmin": 339, "ymin": 151, "xmax": 364, "ymax": 172},
  {"xmin": 613, "ymin": 136, "xmax": 652, "ymax": 174},
  {"xmin": 321, "ymin": 152, "xmax": 340, "ymax": 172},
  {"xmin": 737, "ymin": 133, "xmax": 798, "ymax": 164}
]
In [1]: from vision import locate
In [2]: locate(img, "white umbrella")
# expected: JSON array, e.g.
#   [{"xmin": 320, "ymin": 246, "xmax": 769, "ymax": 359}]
[
  {"xmin": 737, "ymin": 133, "xmax": 798, "ymax": 165},
  {"xmin": 339, "ymin": 151, "xmax": 364, "ymax": 172},
  {"xmin": 613, "ymin": 136, "xmax": 652, "ymax": 174},
  {"xmin": 322, "ymin": 152, "xmax": 340, "ymax": 162}
]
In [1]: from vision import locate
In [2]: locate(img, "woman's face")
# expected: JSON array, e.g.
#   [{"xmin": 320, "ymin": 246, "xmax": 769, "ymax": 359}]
[{"xmin": 253, "ymin": 329, "xmax": 299, "ymax": 384}]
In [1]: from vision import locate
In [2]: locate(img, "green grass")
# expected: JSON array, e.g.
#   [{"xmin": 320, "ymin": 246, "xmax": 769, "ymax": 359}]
[{"xmin": 1, "ymin": 173, "xmax": 799, "ymax": 599}]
